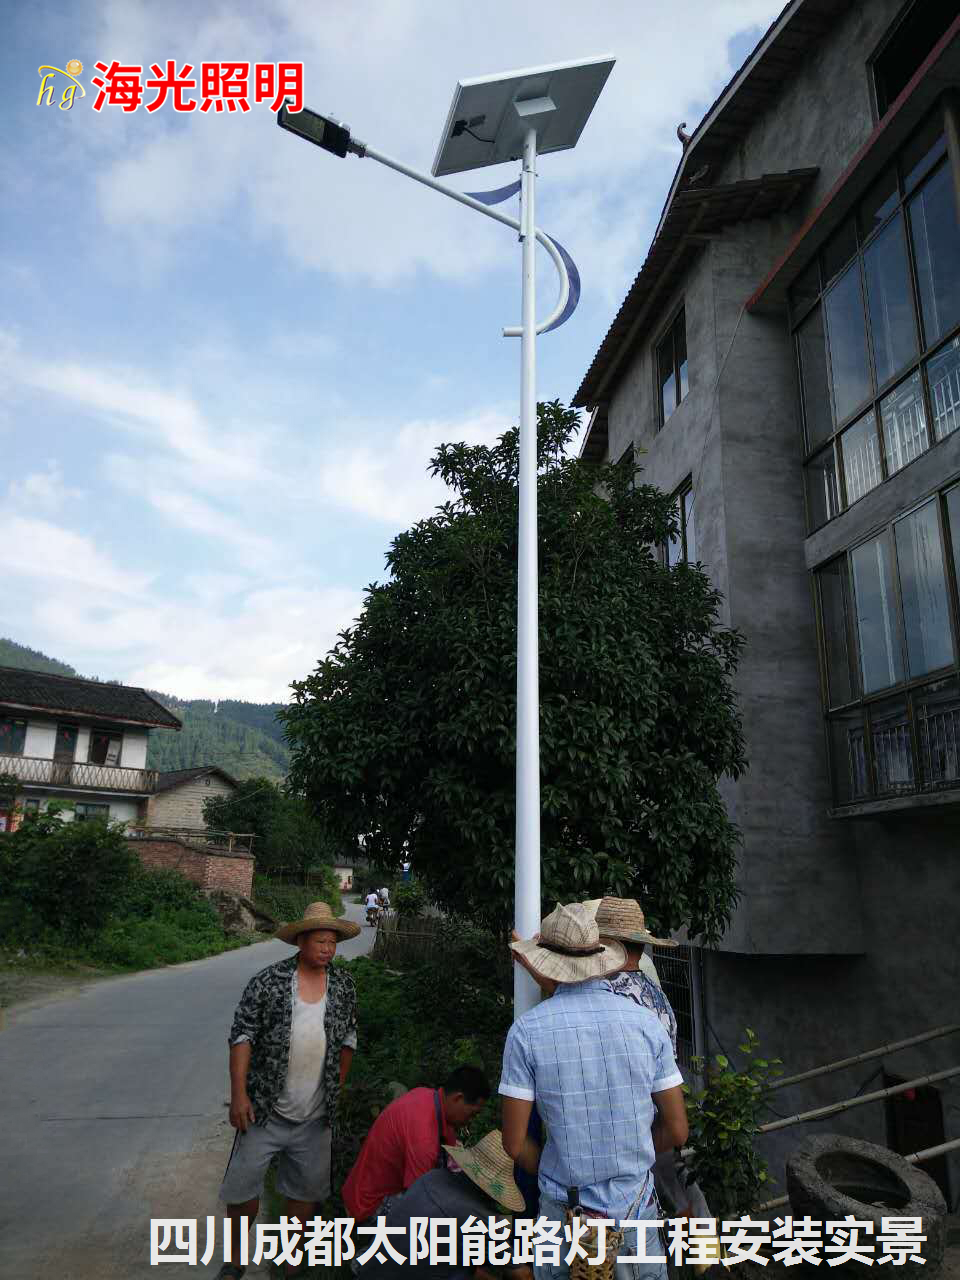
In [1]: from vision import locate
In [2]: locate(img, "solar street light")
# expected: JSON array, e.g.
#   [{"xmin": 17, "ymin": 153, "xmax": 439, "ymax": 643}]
[{"xmin": 278, "ymin": 57, "xmax": 615, "ymax": 1016}]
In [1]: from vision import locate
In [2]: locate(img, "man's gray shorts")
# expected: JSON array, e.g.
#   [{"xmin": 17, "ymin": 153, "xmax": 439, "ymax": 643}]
[{"xmin": 220, "ymin": 1113, "xmax": 332, "ymax": 1204}]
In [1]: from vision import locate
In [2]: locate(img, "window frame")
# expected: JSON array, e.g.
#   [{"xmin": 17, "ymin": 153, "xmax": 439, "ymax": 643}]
[
  {"xmin": 660, "ymin": 477, "xmax": 696, "ymax": 567},
  {"xmin": 74, "ymin": 801, "xmax": 110, "ymax": 823},
  {"xmin": 655, "ymin": 306, "xmax": 688, "ymax": 431},
  {"xmin": 793, "ymin": 106, "xmax": 959, "ymax": 534},
  {"xmin": 87, "ymin": 727, "xmax": 124, "ymax": 767},
  {"xmin": 814, "ymin": 477, "xmax": 960, "ymax": 806},
  {"xmin": 0, "ymin": 716, "xmax": 28, "ymax": 758}
]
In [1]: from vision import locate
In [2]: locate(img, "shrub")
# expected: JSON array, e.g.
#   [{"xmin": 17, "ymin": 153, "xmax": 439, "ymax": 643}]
[
  {"xmin": 0, "ymin": 813, "xmax": 140, "ymax": 943},
  {"xmin": 680, "ymin": 1027, "xmax": 783, "ymax": 1217},
  {"xmin": 252, "ymin": 867, "xmax": 342, "ymax": 927},
  {"xmin": 391, "ymin": 879, "xmax": 427, "ymax": 917}
]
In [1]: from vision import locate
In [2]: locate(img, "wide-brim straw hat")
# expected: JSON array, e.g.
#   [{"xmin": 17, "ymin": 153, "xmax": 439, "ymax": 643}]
[
  {"xmin": 275, "ymin": 900, "xmax": 361, "ymax": 944},
  {"xmin": 594, "ymin": 896, "xmax": 678, "ymax": 948},
  {"xmin": 509, "ymin": 900, "xmax": 626, "ymax": 985},
  {"xmin": 442, "ymin": 1129, "xmax": 525, "ymax": 1213}
]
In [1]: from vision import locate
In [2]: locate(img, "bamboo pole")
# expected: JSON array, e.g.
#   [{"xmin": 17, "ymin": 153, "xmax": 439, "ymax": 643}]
[
  {"xmin": 770, "ymin": 1025, "xmax": 960, "ymax": 1091},
  {"xmin": 680, "ymin": 1065, "xmax": 960, "ymax": 1158},
  {"xmin": 759, "ymin": 1065, "xmax": 960, "ymax": 1134},
  {"xmin": 756, "ymin": 1136, "xmax": 960, "ymax": 1213}
]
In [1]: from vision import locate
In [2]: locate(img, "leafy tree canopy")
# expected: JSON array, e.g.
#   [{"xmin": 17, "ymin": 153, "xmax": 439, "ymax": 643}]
[
  {"xmin": 203, "ymin": 777, "xmax": 335, "ymax": 877},
  {"xmin": 282, "ymin": 402, "xmax": 746, "ymax": 942}
]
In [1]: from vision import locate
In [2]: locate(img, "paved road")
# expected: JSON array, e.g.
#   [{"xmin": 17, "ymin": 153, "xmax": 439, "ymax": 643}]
[{"xmin": 0, "ymin": 898, "xmax": 376, "ymax": 1279}]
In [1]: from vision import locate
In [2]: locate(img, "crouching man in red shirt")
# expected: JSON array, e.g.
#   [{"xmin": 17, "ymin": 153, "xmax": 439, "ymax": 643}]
[{"xmin": 342, "ymin": 1065, "xmax": 490, "ymax": 1222}]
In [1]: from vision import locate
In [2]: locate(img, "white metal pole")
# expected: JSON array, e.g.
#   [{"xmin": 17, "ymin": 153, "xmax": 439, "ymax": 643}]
[{"xmin": 514, "ymin": 125, "xmax": 541, "ymax": 1017}]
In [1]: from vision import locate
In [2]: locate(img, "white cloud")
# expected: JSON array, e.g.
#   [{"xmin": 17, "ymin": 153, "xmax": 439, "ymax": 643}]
[
  {"xmin": 317, "ymin": 408, "xmax": 513, "ymax": 524},
  {"xmin": 7, "ymin": 463, "xmax": 84, "ymax": 511},
  {"xmin": 0, "ymin": 515, "xmax": 150, "ymax": 597},
  {"xmin": 87, "ymin": 0, "xmax": 784, "ymax": 289}
]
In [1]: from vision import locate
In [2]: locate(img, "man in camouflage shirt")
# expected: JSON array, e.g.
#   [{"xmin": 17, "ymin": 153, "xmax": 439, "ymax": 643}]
[{"xmin": 217, "ymin": 901, "xmax": 360, "ymax": 1280}]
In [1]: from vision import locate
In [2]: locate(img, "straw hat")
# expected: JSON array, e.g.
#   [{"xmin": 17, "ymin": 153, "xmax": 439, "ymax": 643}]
[
  {"xmin": 442, "ymin": 1129, "xmax": 525, "ymax": 1213},
  {"xmin": 275, "ymin": 900, "xmax": 361, "ymax": 944},
  {"xmin": 509, "ymin": 901, "xmax": 626, "ymax": 985},
  {"xmin": 594, "ymin": 897, "xmax": 678, "ymax": 948}
]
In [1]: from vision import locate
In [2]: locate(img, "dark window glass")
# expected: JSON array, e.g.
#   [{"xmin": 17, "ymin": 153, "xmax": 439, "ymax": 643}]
[
  {"xmin": 825, "ymin": 264, "xmax": 872, "ymax": 423},
  {"xmin": 790, "ymin": 258, "xmax": 821, "ymax": 322},
  {"xmin": 798, "ymin": 305, "xmax": 833, "ymax": 451},
  {"xmin": 894, "ymin": 500, "xmax": 954, "ymax": 678},
  {"xmin": 822, "ymin": 219, "xmax": 858, "ymax": 286},
  {"xmin": 659, "ymin": 341, "xmax": 676, "ymax": 423},
  {"xmin": 910, "ymin": 163, "xmax": 960, "ymax": 347},
  {"xmin": 869, "ymin": 697, "xmax": 914, "ymax": 794},
  {"xmin": 840, "ymin": 411, "xmax": 882, "ymax": 506},
  {"xmin": 54, "ymin": 723, "xmax": 78, "ymax": 763},
  {"xmin": 902, "ymin": 116, "xmax": 947, "ymax": 193},
  {"xmin": 864, "ymin": 213, "xmax": 918, "ymax": 386},
  {"xmin": 665, "ymin": 499, "xmax": 682, "ymax": 567},
  {"xmin": 682, "ymin": 486, "xmax": 696, "ymax": 564},
  {"xmin": 915, "ymin": 676, "xmax": 960, "ymax": 788},
  {"xmin": 805, "ymin": 445, "xmax": 840, "ymax": 530},
  {"xmin": 0, "ymin": 717, "xmax": 27, "ymax": 756},
  {"xmin": 927, "ymin": 338, "xmax": 960, "ymax": 442},
  {"xmin": 946, "ymin": 485, "xmax": 960, "ymax": 582},
  {"xmin": 880, "ymin": 371, "xmax": 929, "ymax": 476},
  {"xmin": 860, "ymin": 167, "xmax": 899, "ymax": 238},
  {"xmin": 829, "ymin": 707, "xmax": 870, "ymax": 803},
  {"xmin": 88, "ymin": 731, "xmax": 122, "ymax": 766},
  {"xmin": 874, "ymin": 3, "xmax": 956, "ymax": 118},
  {"xmin": 74, "ymin": 802, "xmax": 110, "ymax": 823},
  {"xmin": 818, "ymin": 559, "xmax": 856, "ymax": 706},
  {"xmin": 851, "ymin": 535, "xmax": 904, "ymax": 693},
  {"xmin": 676, "ymin": 322, "xmax": 689, "ymax": 402}
]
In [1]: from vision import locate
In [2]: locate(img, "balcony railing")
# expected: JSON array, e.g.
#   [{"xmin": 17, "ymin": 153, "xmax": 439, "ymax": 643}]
[
  {"xmin": 0, "ymin": 753, "xmax": 159, "ymax": 794},
  {"xmin": 839, "ymin": 691, "xmax": 960, "ymax": 802},
  {"xmin": 127, "ymin": 825, "xmax": 255, "ymax": 853}
]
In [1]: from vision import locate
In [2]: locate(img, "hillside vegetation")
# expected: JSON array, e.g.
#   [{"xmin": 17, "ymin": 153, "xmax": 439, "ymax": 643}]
[{"xmin": 0, "ymin": 637, "xmax": 290, "ymax": 781}]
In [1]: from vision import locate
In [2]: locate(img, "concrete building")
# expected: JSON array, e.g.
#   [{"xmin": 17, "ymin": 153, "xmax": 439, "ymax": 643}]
[
  {"xmin": 0, "ymin": 665, "xmax": 180, "ymax": 828},
  {"xmin": 143, "ymin": 765, "xmax": 239, "ymax": 829},
  {"xmin": 577, "ymin": 1, "xmax": 960, "ymax": 1200}
]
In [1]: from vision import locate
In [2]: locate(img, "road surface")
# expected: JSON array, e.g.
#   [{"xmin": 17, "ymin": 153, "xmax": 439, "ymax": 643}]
[{"xmin": 0, "ymin": 898, "xmax": 375, "ymax": 1278}]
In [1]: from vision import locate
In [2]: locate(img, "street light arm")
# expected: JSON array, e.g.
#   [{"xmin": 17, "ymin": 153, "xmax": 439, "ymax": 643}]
[{"xmin": 354, "ymin": 139, "xmax": 570, "ymax": 338}]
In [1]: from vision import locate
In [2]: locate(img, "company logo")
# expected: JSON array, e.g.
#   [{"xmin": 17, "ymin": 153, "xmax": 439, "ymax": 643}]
[{"xmin": 37, "ymin": 62, "xmax": 86, "ymax": 110}]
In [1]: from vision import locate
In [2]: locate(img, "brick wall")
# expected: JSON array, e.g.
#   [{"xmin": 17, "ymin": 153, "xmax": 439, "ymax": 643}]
[{"xmin": 129, "ymin": 836, "xmax": 254, "ymax": 897}]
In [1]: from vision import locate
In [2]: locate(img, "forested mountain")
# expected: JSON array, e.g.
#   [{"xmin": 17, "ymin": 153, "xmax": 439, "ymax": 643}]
[
  {"xmin": 145, "ymin": 697, "xmax": 290, "ymax": 781},
  {"xmin": 0, "ymin": 638, "xmax": 77, "ymax": 677},
  {"xmin": 0, "ymin": 637, "xmax": 290, "ymax": 781}
]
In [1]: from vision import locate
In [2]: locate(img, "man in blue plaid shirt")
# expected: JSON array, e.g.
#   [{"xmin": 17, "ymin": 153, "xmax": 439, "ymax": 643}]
[{"xmin": 500, "ymin": 901, "xmax": 688, "ymax": 1280}]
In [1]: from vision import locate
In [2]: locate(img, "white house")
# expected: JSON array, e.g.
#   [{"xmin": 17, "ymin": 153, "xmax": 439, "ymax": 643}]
[{"xmin": 0, "ymin": 665, "xmax": 181, "ymax": 829}]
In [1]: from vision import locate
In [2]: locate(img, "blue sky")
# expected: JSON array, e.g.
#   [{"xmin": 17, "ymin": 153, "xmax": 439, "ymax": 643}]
[{"xmin": 1, "ymin": 1, "xmax": 780, "ymax": 701}]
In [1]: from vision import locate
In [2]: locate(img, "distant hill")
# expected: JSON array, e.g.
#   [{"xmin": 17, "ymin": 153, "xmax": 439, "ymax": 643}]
[
  {"xmin": 0, "ymin": 637, "xmax": 291, "ymax": 782},
  {"xmin": 0, "ymin": 638, "xmax": 78, "ymax": 677},
  {"xmin": 145, "ymin": 697, "xmax": 290, "ymax": 782}
]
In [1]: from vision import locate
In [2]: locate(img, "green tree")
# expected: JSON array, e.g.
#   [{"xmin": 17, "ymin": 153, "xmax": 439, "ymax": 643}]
[
  {"xmin": 282, "ymin": 402, "xmax": 746, "ymax": 941},
  {"xmin": 203, "ymin": 778, "xmax": 334, "ymax": 878}
]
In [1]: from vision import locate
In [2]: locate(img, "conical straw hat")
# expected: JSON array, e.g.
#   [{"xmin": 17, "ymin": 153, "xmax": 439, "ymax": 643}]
[
  {"xmin": 442, "ymin": 1129, "xmax": 525, "ymax": 1213},
  {"xmin": 509, "ymin": 901, "xmax": 626, "ymax": 985},
  {"xmin": 275, "ymin": 900, "xmax": 361, "ymax": 943},
  {"xmin": 594, "ymin": 897, "xmax": 678, "ymax": 948}
]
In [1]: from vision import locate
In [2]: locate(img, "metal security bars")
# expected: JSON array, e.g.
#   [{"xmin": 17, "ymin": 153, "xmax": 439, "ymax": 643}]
[{"xmin": 652, "ymin": 942, "xmax": 703, "ymax": 1072}]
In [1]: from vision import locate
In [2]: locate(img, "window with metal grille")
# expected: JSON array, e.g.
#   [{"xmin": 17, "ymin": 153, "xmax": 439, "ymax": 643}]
[{"xmin": 651, "ymin": 942, "xmax": 702, "ymax": 1072}]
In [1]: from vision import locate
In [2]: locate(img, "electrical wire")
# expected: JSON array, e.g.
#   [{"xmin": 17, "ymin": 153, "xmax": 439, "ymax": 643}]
[{"xmin": 462, "ymin": 125, "xmax": 495, "ymax": 145}]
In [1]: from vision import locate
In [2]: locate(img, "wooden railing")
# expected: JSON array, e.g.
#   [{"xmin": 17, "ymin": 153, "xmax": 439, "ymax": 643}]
[
  {"xmin": 0, "ymin": 753, "xmax": 159, "ymax": 794},
  {"xmin": 127, "ymin": 825, "xmax": 256, "ymax": 854}
]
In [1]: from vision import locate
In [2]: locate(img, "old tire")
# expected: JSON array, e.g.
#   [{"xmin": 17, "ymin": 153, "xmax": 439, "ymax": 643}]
[{"xmin": 785, "ymin": 1134, "xmax": 946, "ymax": 1272}]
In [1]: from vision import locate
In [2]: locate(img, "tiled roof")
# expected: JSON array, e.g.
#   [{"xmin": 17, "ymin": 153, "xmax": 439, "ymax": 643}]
[
  {"xmin": 0, "ymin": 665, "xmax": 181, "ymax": 729},
  {"xmin": 155, "ymin": 766, "xmax": 239, "ymax": 793}
]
